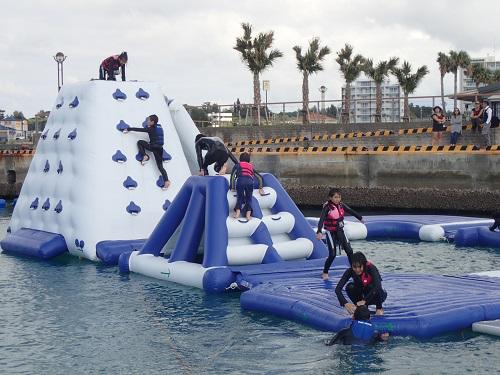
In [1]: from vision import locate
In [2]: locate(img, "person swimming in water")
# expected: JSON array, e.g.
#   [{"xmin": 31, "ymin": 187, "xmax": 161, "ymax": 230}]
[{"xmin": 326, "ymin": 305, "xmax": 389, "ymax": 345}]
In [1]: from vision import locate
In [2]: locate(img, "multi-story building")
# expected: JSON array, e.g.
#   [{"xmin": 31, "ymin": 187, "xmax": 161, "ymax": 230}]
[
  {"xmin": 0, "ymin": 117, "xmax": 29, "ymax": 138},
  {"xmin": 341, "ymin": 79, "xmax": 401, "ymax": 123},
  {"xmin": 460, "ymin": 55, "xmax": 500, "ymax": 92}
]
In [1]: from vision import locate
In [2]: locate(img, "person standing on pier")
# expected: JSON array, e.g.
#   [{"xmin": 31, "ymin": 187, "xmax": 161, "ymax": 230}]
[
  {"xmin": 431, "ymin": 106, "xmax": 446, "ymax": 146},
  {"xmin": 481, "ymin": 100, "xmax": 493, "ymax": 148}
]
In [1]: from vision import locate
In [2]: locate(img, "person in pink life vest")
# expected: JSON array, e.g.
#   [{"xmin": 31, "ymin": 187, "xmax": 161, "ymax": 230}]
[
  {"xmin": 335, "ymin": 252, "xmax": 387, "ymax": 316},
  {"xmin": 316, "ymin": 188, "xmax": 363, "ymax": 280},
  {"xmin": 230, "ymin": 152, "xmax": 265, "ymax": 221}
]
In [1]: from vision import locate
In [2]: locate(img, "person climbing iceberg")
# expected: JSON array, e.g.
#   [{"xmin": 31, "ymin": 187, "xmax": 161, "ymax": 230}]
[
  {"xmin": 195, "ymin": 134, "xmax": 237, "ymax": 176},
  {"xmin": 99, "ymin": 51, "xmax": 128, "ymax": 81}
]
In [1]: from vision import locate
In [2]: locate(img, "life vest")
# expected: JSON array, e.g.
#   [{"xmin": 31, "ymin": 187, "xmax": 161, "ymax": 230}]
[
  {"xmin": 239, "ymin": 161, "xmax": 254, "ymax": 177},
  {"xmin": 350, "ymin": 320, "xmax": 376, "ymax": 344},
  {"xmin": 472, "ymin": 108, "xmax": 481, "ymax": 117},
  {"xmin": 483, "ymin": 107, "xmax": 491, "ymax": 123},
  {"xmin": 151, "ymin": 124, "xmax": 164, "ymax": 146},
  {"xmin": 323, "ymin": 202, "xmax": 345, "ymax": 231},
  {"xmin": 360, "ymin": 261, "xmax": 373, "ymax": 287}
]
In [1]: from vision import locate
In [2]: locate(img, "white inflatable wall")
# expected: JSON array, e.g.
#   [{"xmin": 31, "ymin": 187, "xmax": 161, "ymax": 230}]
[{"xmin": 10, "ymin": 81, "xmax": 191, "ymax": 260}]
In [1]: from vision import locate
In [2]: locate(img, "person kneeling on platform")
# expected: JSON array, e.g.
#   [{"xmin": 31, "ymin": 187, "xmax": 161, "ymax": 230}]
[
  {"xmin": 335, "ymin": 252, "xmax": 387, "ymax": 316},
  {"xmin": 326, "ymin": 305, "xmax": 389, "ymax": 346},
  {"xmin": 230, "ymin": 152, "xmax": 265, "ymax": 221},
  {"xmin": 195, "ymin": 134, "xmax": 237, "ymax": 176},
  {"xmin": 490, "ymin": 211, "xmax": 500, "ymax": 232},
  {"xmin": 316, "ymin": 188, "xmax": 363, "ymax": 280},
  {"xmin": 124, "ymin": 114, "xmax": 170, "ymax": 189}
]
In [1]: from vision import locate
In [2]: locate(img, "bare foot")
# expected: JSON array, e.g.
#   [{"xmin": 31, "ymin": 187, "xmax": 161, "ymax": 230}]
[
  {"xmin": 141, "ymin": 155, "xmax": 150, "ymax": 165},
  {"xmin": 246, "ymin": 212, "xmax": 252, "ymax": 221},
  {"xmin": 375, "ymin": 308, "xmax": 384, "ymax": 316},
  {"xmin": 162, "ymin": 180, "xmax": 171, "ymax": 190},
  {"xmin": 321, "ymin": 273, "xmax": 329, "ymax": 281},
  {"xmin": 233, "ymin": 209, "xmax": 240, "ymax": 219}
]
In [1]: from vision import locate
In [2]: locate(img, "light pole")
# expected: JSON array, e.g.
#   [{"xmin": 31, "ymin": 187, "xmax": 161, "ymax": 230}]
[
  {"xmin": 319, "ymin": 85, "xmax": 327, "ymax": 123},
  {"xmin": 53, "ymin": 52, "xmax": 67, "ymax": 91},
  {"xmin": 262, "ymin": 80, "xmax": 270, "ymax": 125}
]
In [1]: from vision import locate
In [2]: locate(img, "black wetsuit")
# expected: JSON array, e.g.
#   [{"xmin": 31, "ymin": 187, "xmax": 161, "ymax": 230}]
[
  {"xmin": 317, "ymin": 202, "xmax": 362, "ymax": 270},
  {"xmin": 490, "ymin": 212, "xmax": 500, "ymax": 232},
  {"xmin": 335, "ymin": 262, "xmax": 387, "ymax": 310},
  {"xmin": 195, "ymin": 136, "xmax": 237, "ymax": 175},
  {"xmin": 326, "ymin": 320, "xmax": 382, "ymax": 346},
  {"xmin": 128, "ymin": 125, "xmax": 168, "ymax": 182}
]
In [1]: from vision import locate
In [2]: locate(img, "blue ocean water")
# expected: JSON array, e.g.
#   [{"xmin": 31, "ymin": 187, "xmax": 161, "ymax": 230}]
[{"xmin": 1, "ymin": 207, "xmax": 499, "ymax": 375}]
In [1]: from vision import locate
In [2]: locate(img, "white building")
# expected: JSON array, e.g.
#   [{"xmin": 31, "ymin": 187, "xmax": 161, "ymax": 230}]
[
  {"xmin": 460, "ymin": 55, "xmax": 500, "ymax": 92},
  {"xmin": 341, "ymin": 79, "xmax": 401, "ymax": 123}
]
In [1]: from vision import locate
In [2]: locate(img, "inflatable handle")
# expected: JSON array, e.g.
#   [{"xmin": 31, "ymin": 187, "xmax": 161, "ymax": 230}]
[
  {"xmin": 162, "ymin": 199, "xmax": 171, "ymax": 211},
  {"xmin": 123, "ymin": 176, "xmax": 138, "ymax": 190},
  {"xmin": 68, "ymin": 128, "xmax": 77, "ymax": 140},
  {"xmin": 30, "ymin": 197, "xmax": 39, "ymax": 210},
  {"xmin": 112, "ymin": 150, "xmax": 127, "ymax": 163},
  {"xmin": 162, "ymin": 150, "xmax": 172, "ymax": 162},
  {"xmin": 135, "ymin": 88, "xmax": 150, "ymax": 100},
  {"xmin": 116, "ymin": 120, "xmax": 130, "ymax": 132},
  {"xmin": 41, "ymin": 130, "xmax": 49, "ymax": 140},
  {"xmin": 69, "ymin": 96, "xmax": 79, "ymax": 108},
  {"xmin": 53, "ymin": 129, "xmax": 61, "ymax": 139},
  {"xmin": 54, "ymin": 200, "xmax": 63, "ymax": 213},
  {"xmin": 42, "ymin": 198, "xmax": 50, "ymax": 211},
  {"xmin": 57, "ymin": 161, "xmax": 63, "ymax": 174},
  {"xmin": 56, "ymin": 99, "xmax": 64, "ymax": 109},
  {"xmin": 44, "ymin": 160, "xmax": 50, "ymax": 173},
  {"xmin": 112, "ymin": 89, "xmax": 127, "ymax": 100},
  {"xmin": 126, "ymin": 201, "xmax": 141, "ymax": 215}
]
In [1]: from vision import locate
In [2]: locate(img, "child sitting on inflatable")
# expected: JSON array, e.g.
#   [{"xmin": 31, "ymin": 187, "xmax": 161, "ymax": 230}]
[
  {"xmin": 316, "ymin": 188, "xmax": 363, "ymax": 280},
  {"xmin": 326, "ymin": 305, "xmax": 389, "ymax": 346},
  {"xmin": 335, "ymin": 252, "xmax": 387, "ymax": 316},
  {"xmin": 195, "ymin": 134, "xmax": 237, "ymax": 176},
  {"xmin": 124, "ymin": 114, "xmax": 170, "ymax": 189},
  {"xmin": 229, "ymin": 152, "xmax": 265, "ymax": 220}
]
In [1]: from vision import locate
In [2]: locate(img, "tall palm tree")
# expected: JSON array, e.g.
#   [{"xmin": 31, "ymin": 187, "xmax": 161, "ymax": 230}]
[
  {"xmin": 392, "ymin": 61, "xmax": 429, "ymax": 122},
  {"xmin": 293, "ymin": 38, "xmax": 331, "ymax": 124},
  {"xmin": 436, "ymin": 52, "xmax": 451, "ymax": 113},
  {"xmin": 234, "ymin": 22, "xmax": 283, "ymax": 126},
  {"xmin": 448, "ymin": 50, "xmax": 471, "ymax": 110},
  {"xmin": 467, "ymin": 63, "xmax": 491, "ymax": 101},
  {"xmin": 363, "ymin": 57, "xmax": 399, "ymax": 122},
  {"xmin": 336, "ymin": 44, "xmax": 365, "ymax": 124}
]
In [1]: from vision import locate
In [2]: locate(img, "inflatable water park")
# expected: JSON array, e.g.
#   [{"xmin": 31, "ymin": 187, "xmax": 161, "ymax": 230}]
[{"xmin": 2, "ymin": 80, "xmax": 500, "ymax": 339}]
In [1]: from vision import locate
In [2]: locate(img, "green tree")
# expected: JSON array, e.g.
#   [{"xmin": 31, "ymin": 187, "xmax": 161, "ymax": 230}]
[
  {"xmin": 336, "ymin": 44, "xmax": 365, "ymax": 124},
  {"xmin": 491, "ymin": 69, "xmax": 500, "ymax": 83},
  {"xmin": 363, "ymin": 57, "xmax": 399, "ymax": 122},
  {"xmin": 292, "ymin": 38, "xmax": 330, "ymax": 124},
  {"xmin": 436, "ymin": 52, "xmax": 451, "ymax": 112},
  {"xmin": 466, "ymin": 63, "xmax": 492, "ymax": 101},
  {"xmin": 184, "ymin": 105, "xmax": 209, "ymax": 127},
  {"xmin": 392, "ymin": 61, "xmax": 429, "ymax": 122},
  {"xmin": 234, "ymin": 22, "xmax": 283, "ymax": 126},
  {"xmin": 12, "ymin": 111, "xmax": 25, "ymax": 120},
  {"xmin": 448, "ymin": 50, "xmax": 471, "ymax": 109}
]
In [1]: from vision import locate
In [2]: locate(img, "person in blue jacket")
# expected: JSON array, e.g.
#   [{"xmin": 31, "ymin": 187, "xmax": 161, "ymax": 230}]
[
  {"xmin": 124, "ymin": 114, "xmax": 170, "ymax": 189},
  {"xmin": 326, "ymin": 305, "xmax": 389, "ymax": 345}
]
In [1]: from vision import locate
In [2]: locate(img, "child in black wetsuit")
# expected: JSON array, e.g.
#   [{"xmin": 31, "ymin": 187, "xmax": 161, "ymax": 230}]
[
  {"xmin": 195, "ymin": 134, "xmax": 237, "ymax": 176},
  {"xmin": 326, "ymin": 305, "xmax": 388, "ymax": 346},
  {"xmin": 229, "ymin": 152, "xmax": 265, "ymax": 221},
  {"xmin": 124, "ymin": 114, "xmax": 170, "ymax": 189},
  {"xmin": 316, "ymin": 188, "xmax": 363, "ymax": 280},
  {"xmin": 335, "ymin": 252, "xmax": 387, "ymax": 316},
  {"xmin": 490, "ymin": 212, "xmax": 500, "ymax": 232}
]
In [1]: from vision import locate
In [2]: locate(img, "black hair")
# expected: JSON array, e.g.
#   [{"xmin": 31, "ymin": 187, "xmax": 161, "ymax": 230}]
[
  {"xmin": 149, "ymin": 114, "xmax": 158, "ymax": 124},
  {"xmin": 351, "ymin": 252, "xmax": 368, "ymax": 268},
  {"xmin": 433, "ymin": 106, "xmax": 442, "ymax": 112},
  {"xmin": 239, "ymin": 152, "xmax": 251, "ymax": 162},
  {"xmin": 353, "ymin": 305, "xmax": 371, "ymax": 321},
  {"xmin": 483, "ymin": 100, "xmax": 489, "ymax": 105},
  {"xmin": 195, "ymin": 134, "xmax": 206, "ymax": 143},
  {"xmin": 119, "ymin": 51, "xmax": 128, "ymax": 63},
  {"xmin": 328, "ymin": 188, "xmax": 341, "ymax": 197},
  {"xmin": 453, "ymin": 107, "xmax": 461, "ymax": 116}
]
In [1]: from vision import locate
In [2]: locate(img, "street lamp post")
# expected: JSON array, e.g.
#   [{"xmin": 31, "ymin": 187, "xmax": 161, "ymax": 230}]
[
  {"xmin": 53, "ymin": 52, "xmax": 67, "ymax": 91},
  {"xmin": 319, "ymin": 85, "xmax": 327, "ymax": 124},
  {"xmin": 262, "ymin": 80, "xmax": 270, "ymax": 125}
]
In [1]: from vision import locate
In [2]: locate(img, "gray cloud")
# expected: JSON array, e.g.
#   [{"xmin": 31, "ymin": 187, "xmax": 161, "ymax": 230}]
[{"xmin": 0, "ymin": 0, "xmax": 498, "ymax": 116}]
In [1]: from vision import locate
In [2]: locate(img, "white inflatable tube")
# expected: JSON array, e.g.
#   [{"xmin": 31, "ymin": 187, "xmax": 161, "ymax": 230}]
[
  {"xmin": 472, "ymin": 320, "xmax": 500, "ymax": 337},
  {"xmin": 344, "ymin": 221, "xmax": 368, "ymax": 241},
  {"xmin": 419, "ymin": 225, "xmax": 446, "ymax": 242}
]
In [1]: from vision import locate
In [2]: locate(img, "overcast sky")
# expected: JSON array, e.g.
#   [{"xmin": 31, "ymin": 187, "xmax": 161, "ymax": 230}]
[{"xmin": 1, "ymin": 0, "xmax": 498, "ymax": 117}]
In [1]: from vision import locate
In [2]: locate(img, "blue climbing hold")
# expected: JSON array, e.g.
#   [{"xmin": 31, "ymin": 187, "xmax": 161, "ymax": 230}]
[
  {"xmin": 42, "ymin": 198, "xmax": 50, "ymax": 211},
  {"xmin": 41, "ymin": 130, "xmax": 49, "ymax": 140},
  {"xmin": 162, "ymin": 150, "xmax": 172, "ymax": 161},
  {"xmin": 54, "ymin": 200, "xmax": 63, "ymax": 213},
  {"xmin": 7, "ymin": 226, "xmax": 11, "ymax": 233},
  {"xmin": 57, "ymin": 161, "xmax": 63, "ymax": 174},
  {"xmin": 123, "ymin": 176, "xmax": 138, "ymax": 190},
  {"xmin": 135, "ymin": 152, "xmax": 147, "ymax": 162},
  {"xmin": 162, "ymin": 199, "xmax": 171, "ymax": 211},
  {"xmin": 44, "ymin": 160, "xmax": 50, "ymax": 173},
  {"xmin": 116, "ymin": 120, "xmax": 130, "ymax": 132},
  {"xmin": 142, "ymin": 118, "xmax": 148, "ymax": 128},
  {"xmin": 113, "ymin": 89, "xmax": 127, "ymax": 100},
  {"xmin": 68, "ymin": 128, "xmax": 77, "ymax": 140},
  {"xmin": 112, "ymin": 150, "xmax": 127, "ymax": 163},
  {"xmin": 30, "ymin": 198, "xmax": 39, "ymax": 209},
  {"xmin": 56, "ymin": 98, "xmax": 64, "ymax": 109},
  {"xmin": 136, "ymin": 88, "xmax": 150, "ymax": 100},
  {"xmin": 53, "ymin": 129, "xmax": 61, "ymax": 139},
  {"xmin": 156, "ymin": 176, "xmax": 167, "ymax": 188},
  {"xmin": 79, "ymin": 240, "xmax": 85, "ymax": 249},
  {"xmin": 69, "ymin": 96, "xmax": 79, "ymax": 108},
  {"xmin": 74, "ymin": 239, "xmax": 79, "ymax": 247},
  {"xmin": 126, "ymin": 201, "xmax": 141, "ymax": 215}
]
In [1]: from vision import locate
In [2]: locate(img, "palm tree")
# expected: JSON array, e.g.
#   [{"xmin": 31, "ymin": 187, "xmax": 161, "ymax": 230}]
[
  {"xmin": 234, "ymin": 22, "xmax": 283, "ymax": 126},
  {"xmin": 336, "ymin": 44, "xmax": 365, "ymax": 124},
  {"xmin": 436, "ymin": 52, "xmax": 451, "ymax": 113},
  {"xmin": 363, "ymin": 57, "xmax": 399, "ymax": 122},
  {"xmin": 448, "ymin": 50, "xmax": 471, "ymax": 110},
  {"xmin": 392, "ymin": 61, "xmax": 429, "ymax": 122},
  {"xmin": 293, "ymin": 38, "xmax": 331, "ymax": 124},
  {"xmin": 491, "ymin": 69, "xmax": 500, "ymax": 83},
  {"xmin": 467, "ymin": 63, "xmax": 491, "ymax": 101}
]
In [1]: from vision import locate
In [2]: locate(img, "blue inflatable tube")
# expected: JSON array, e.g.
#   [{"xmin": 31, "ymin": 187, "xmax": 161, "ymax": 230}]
[
  {"xmin": 0, "ymin": 228, "xmax": 68, "ymax": 259},
  {"xmin": 96, "ymin": 239, "xmax": 146, "ymax": 265},
  {"xmin": 455, "ymin": 227, "xmax": 500, "ymax": 248},
  {"xmin": 365, "ymin": 220, "xmax": 422, "ymax": 240}
]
